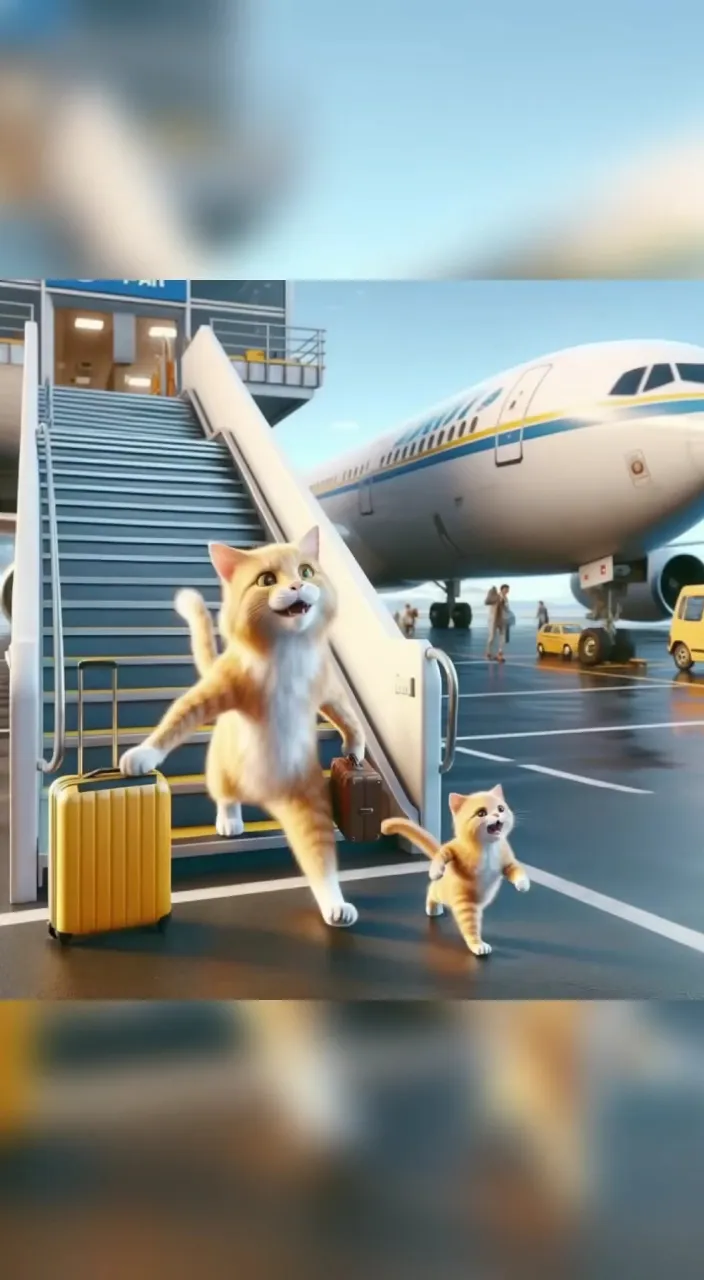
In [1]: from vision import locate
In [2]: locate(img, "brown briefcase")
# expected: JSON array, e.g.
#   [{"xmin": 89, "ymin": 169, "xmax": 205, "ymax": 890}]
[{"xmin": 330, "ymin": 755, "xmax": 384, "ymax": 842}]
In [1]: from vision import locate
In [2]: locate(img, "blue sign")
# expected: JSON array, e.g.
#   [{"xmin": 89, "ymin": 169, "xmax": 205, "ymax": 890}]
[{"xmin": 46, "ymin": 280, "xmax": 187, "ymax": 303}]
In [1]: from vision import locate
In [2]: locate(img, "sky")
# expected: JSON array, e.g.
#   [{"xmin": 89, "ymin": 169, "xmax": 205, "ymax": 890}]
[
  {"xmin": 229, "ymin": 1, "xmax": 704, "ymax": 276},
  {"xmin": 274, "ymin": 280, "xmax": 704, "ymax": 605}
]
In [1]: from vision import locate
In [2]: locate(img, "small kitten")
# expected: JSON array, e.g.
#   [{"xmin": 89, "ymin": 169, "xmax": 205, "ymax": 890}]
[
  {"xmin": 119, "ymin": 526, "xmax": 365, "ymax": 928},
  {"xmin": 381, "ymin": 785, "xmax": 529, "ymax": 956}
]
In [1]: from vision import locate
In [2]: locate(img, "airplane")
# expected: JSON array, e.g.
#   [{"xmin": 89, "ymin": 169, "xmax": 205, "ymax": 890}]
[{"xmin": 307, "ymin": 338, "xmax": 704, "ymax": 665}]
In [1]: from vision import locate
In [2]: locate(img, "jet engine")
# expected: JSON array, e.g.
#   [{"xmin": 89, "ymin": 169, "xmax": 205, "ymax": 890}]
[{"xmin": 570, "ymin": 549, "xmax": 704, "ymax": 623}]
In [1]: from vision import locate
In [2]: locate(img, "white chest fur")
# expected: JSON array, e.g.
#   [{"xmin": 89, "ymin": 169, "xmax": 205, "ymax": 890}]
[
  {"xmin": 477, "ymin": 843, "xmax": 504, "ymax": 908},
  {"xmin": 233, "ymin": 638, "xmax": 323, "ymax": 796}
]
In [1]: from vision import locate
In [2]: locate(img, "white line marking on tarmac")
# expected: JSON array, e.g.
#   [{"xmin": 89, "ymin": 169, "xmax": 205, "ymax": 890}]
[
  {"xmin": 3, "ymin": 862, "xmax": 704, "ymax": 958},
  {"xmin": 457, "ymin": 718, "xmax": 704, "ymax": 742},
  {"xmin": 453, "ymin": 746, "xmax": 652, "ymax": 794},
  {"xmin": 520, "ymin": 763, "xmax": 652, "ymax": 795},
  {"xmin": 524, "ymin": 864, "xmax": 704, "ymax": 956},
  {"xmin": 455, "ymin": 745, "xmax": 514, "ymax": 763}
]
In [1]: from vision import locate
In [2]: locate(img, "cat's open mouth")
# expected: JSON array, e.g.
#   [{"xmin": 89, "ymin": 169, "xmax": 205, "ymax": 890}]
[
  {"xmin": 275, "ymin": 601, "xmax": 311, "ymax": 617},
  {"xmin": 486, "ymin": 820, "xmax": 503, "ymax": 835}
]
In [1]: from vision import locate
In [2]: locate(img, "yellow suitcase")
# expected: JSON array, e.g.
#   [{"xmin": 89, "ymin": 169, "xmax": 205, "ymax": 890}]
[{"xmin": 48, "ymin": 659, "xmax": 172, "ymax": 945}]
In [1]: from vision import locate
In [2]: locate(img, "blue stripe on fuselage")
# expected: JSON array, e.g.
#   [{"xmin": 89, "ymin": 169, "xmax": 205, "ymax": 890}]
[{"xmin": 313, "ymin": 396, "xmax": 704, "ymax": 502}]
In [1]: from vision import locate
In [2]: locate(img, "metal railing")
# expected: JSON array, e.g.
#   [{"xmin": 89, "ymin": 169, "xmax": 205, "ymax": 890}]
[
  {"xmin": 37, "ymin": 406, "xmax": 65, "ymax": 774},
  {"xmin": 426, "ymin": 647, "xmax": 459, "ymax": 774},
  {"xmin": 0, "ymin": 300, "xmax": 33, "ymax": 344},
  {"xmin": 209, "ymin": 317, "xmax": 325, "ymax": 372}
]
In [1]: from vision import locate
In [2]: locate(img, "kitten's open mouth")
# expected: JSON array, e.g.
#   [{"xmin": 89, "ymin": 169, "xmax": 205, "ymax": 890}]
[
  {"xmin": 275, "ymin": 601, "xmax": 311, "ymax": 617},
  {"xmin": 487, "ymin": 820, "xmax": 503, "ymax": 835}
]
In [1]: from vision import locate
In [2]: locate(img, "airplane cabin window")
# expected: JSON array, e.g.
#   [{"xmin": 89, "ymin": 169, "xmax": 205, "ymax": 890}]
[
  {"xmin": 676, "ymin": 363, "xmax": 704, "ymax": 384},
  {"xmin": 447, "ymin": 426, "xmax": 456, "ymax": 443},
  {"xmin": 644, "ymin": 363, "xmax": 674, "ymax": 392},
  {"xmin": 457, "ymin": 421, "xmax": 466, "ymax": 436},
  {"xmin": 437, "ymin": 430, "xmax": 445, "ymax": 446},
  {"xmin": 480, "ymin": 388, "xmax": 501, "ymax": 408},
  {"xmin": 609, "ymin": 367, "xmax": 646, "ymax": 396},
  {"xmin": 470, "ymin": 416, "xmax": 479, "ymax": 432}
]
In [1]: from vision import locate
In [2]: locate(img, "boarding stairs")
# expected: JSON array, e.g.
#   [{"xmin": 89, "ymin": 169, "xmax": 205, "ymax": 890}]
[{"xmin": 38, "ymin": 386, "xmax": 397, "ymax": 872}]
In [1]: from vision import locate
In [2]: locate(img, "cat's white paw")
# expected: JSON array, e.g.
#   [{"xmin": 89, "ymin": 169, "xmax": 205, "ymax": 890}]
[
  {"xmin": 322, "ymin": 901, "xmax": 358, "ymax": 928},
  {"xmin": 216, "ymin": 803, "xmax": 245, "ymax": 838},
  {"xmin": 426, "ymin": 900, "xmax": 445, "ymax": 917},
  {"xmin": 469, "ymin": 940, "xmax": 492, "ymax": 957},
  {"xmin": 174, "ymin": 588, "xmax": 202, "ymax": 620},
  {"xmin": 514, "ymin": 873, "xmax": 530, "ymax": 893},
  {"xmin": 119, "ymin": 744, "xmax": 164, "ymax": 777},
  {"xmin": 343, "ymin": 736, "xmax": 365, "ymax": 764},
  {"xmin": 428, "ymin": 857, "xmax": 446, "ymax": 882}
]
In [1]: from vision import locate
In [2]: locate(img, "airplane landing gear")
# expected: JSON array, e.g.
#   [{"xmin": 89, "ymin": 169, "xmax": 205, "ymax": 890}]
[
  {"xmin": 579, "ymin": 582, "xmax": 635, "ymax": 666},
  {"xmin": 429, "ymin": 579, "xmax": 472, "ymax": 630}
]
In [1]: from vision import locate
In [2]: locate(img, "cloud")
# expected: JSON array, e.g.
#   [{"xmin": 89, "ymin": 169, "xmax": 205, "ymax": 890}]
[{"xmin": 329, "ymin": 420, "xmax": 360, "ymax": 432}]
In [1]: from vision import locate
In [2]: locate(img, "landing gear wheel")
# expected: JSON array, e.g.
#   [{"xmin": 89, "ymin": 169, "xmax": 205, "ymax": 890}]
[
  {"xmin": 537, "ymin": 643, "xmax": 545, "ymax": 658},
  {"xmin": 673, "ymin": 641, "xmax": 694, "ymax": 672},
  {"xmin": 562, "ymin": 645, "xmax": 573, "ymax": 661},
  {"xmin": 611, "ymin": 629, "xmax": 635, "ymax": 663},
  {"xmin": 451, "ymin": 601, "xmax": 472, "ymax": 629},
  {"xmin": 429, "ymin": 602, "xmax": 450, "ymax": 629},
  {"xmin": 578, "ymin": 627, "xmax": 613, "ymax": 667},
  {"xmin": 157, "ymin": 912, "xmax": 172, "ymax": 933}
]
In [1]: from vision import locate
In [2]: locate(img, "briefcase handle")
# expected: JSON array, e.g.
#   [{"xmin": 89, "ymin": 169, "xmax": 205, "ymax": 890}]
[
  {"xmin": 346, "ymin": 754, "xmax": 364, "ymax": 769},
  {"xmin": 76, "ymin": 659, "xmax": 118, "ymax": 777}
]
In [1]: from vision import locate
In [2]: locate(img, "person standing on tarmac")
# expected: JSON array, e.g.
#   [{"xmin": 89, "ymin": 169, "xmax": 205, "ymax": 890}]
[
  {"xmin": 537, "ymin": 600, "xmax": 549, "ymax": 628},
  {"xmin": 486, "ymin": 584, "xmax": 511, "ymax": 662}
]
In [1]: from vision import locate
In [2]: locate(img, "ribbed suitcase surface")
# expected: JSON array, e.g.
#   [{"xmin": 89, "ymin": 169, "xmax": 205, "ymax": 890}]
[
  {"xmin": 48, "ymin": 660, "xmax": 172, "ymax": 942},
  {"xmin": 330, "ymin": 755, "xmax": 384, "ymax": 843}
]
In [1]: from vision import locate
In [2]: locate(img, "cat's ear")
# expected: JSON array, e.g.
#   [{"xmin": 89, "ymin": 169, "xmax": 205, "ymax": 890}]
[
  {"xmin": 490, "ymin": 784, "xmax": 505, "ymax": 801},
  {"xmin": 209, "ymin": 541, "xmax": 248, "ymax": 582},
  {"xmin": 298, "ymin": 526, "xmax": 320, "ymax": 561},
  {"xmin": 448, "ymin": 792, "xmax": 465, "ymax": 816}
]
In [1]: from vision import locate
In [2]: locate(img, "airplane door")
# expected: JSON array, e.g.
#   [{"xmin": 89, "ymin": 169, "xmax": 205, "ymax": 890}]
[
  {"xmin": 359, "ymin": 476, "xmax": 373, "ymax": 515},
  {"xmin": 494, "ymin": 364, "xmax": 552, "ymax": 467}
]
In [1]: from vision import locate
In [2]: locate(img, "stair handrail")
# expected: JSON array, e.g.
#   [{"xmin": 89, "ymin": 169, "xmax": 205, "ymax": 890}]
[
  {"xmin": 37, "ymin": 413, "xmax": 65, "ymax": 774},
  {"xmin": 425, "ymin": 647, "xmax": 459, "ymax": 773}
]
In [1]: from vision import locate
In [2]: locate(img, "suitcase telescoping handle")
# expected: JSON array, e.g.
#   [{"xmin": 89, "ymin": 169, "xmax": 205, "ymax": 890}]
[{"xmin": 77, "ymin": 659, "xmax": 118, "ymax": 778}]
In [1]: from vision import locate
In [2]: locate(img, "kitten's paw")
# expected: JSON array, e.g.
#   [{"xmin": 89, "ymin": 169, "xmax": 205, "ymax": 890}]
[
  {"xmin": 468, "ymin": 941, "xmax": 492, "ymax": 957},
  {"xmin": 323, "ymin": 901, "xmax": 358, "ymax": 928},
  {"xmin": 514, "ymin": 873, "xmax": 530, "ymax": 893},
  {"xmin": 428, "ymin": 857, "xmax": 446, "ymax": 882},
  {"xmin": 174, "ymin": 588, "xmax": 203, "ymax": 620},
  {"xmin": 119, "ymin": 744, "xmax": 164, "ymax": 777},
  {"xmin": 426, "ymin": 900, "xmax": 445, "ymax": 917},
  {"xmin": 216, "ymin": 803, "xmax": 245, "ymax": 838}
]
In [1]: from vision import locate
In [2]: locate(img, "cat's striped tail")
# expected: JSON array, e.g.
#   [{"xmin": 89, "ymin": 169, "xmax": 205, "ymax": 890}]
[
  {"xmin": 381, "ymin": 817, "xmax": 442, "ymax": 859},
  {"xmin": 174, "ymin": 589, "xmax": 219, "ymax": 676}
]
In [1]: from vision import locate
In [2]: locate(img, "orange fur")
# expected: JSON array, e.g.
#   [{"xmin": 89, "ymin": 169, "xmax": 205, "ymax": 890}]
[
  {"xmin": 382, "ymin": 784, "xmax": 529, "ymax": 957},
  {"xmin": 120, "ymin": 526, "xmax": 365, "ymax": 928}
]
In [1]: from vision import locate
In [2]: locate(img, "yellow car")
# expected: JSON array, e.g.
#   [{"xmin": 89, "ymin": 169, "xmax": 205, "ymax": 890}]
[
  {"xmin": 668, "ymin": 583, "xmax": 704, "ymax": 671},
  {"xmin": 536, "ymin": 621, "xmax": 584, "ymax": 660}
]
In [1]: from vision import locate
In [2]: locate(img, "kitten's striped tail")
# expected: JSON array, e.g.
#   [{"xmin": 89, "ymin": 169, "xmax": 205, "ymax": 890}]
[
  {"xmin": 175, "ymin": 589, "xmax": 219, "ymax": 676},
  {"xmin": 381, "ymin": 817, "xmax": 442, "ymax": 859}
]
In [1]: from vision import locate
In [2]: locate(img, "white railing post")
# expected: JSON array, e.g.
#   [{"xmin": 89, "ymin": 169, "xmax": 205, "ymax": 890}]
[
  {"xmin": 182, "ymin": 326, "xmax": 447, "ymax": 835},
  {"xmin": 9, "ymin": 321, "xmax": 40, "ymax": 903}
]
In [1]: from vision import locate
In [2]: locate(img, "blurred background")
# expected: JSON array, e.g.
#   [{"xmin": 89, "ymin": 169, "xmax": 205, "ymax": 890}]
[
  {"xmin": 2, "ymin": 1001, "xmax": 704, "ymax": 1278},
  {"xmin": 0, "ymin": 0, "xmax": 703, "ymax": 277}
]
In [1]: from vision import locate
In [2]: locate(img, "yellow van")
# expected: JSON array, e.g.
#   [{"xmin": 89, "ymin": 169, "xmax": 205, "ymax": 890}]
[{"xmin": 668, "ymin": 584, "xmax": 704, "ymax": 670}]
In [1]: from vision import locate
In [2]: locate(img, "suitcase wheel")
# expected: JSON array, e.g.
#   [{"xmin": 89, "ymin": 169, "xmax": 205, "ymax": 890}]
[
  {"xmin": 156, "ymin": 912, "xmax": 172, "ymax": 934},
  {"xmin": 48, "ymin": 924, "xmax": 73, "ymax": 946}
]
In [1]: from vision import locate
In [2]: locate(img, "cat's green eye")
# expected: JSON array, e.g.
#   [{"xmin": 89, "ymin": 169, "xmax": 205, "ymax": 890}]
[
  {"xmin": 299, "ymin": 564, "xmax": 315, "ymax": 579},
  {"xmin": 475, "ymin": 808, "xmax": 488, "ymax": 818},
  {"xmin": 257, "ymin": 571, "xmax": 277, "ymax": 588}
]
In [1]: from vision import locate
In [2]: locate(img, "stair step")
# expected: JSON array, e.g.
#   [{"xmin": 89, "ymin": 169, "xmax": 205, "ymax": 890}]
[
  {"xmin": 49, "ymin": 436, "xmax": 226, "ymax": 459},
  {"xmin": 49, "ymin": 428, "xmax": 206, "ymax": 449},
  {"xmin": 43, "ymin": 535, "xmax": 264, "ymax": 551},
  {"xmin": 51, "ymin": 463, "xmax": 240, "ymax": 482},
  {"xmin": 45, "ymin": 481, "xmax": 246, "ymax": 500},
  {"xmin": 43, "ymin": 555, "xmax": 228, "ymax": 578},
  {"xmin": 47, "ymin": 499, "xmax": 257, "ymax": 519},
  {"xmin": 47, "ymin": 578, "xmax": 219, "ymax": 602}
]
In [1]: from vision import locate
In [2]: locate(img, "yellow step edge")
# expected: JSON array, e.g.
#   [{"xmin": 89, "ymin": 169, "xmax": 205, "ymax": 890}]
[
  {"xmin": 46, "ymin": 721, "xmax": 335, "ymax": 741},
  {"xmin": 173, "ymin": 819, "xmax": 280, "ymax": 839}
]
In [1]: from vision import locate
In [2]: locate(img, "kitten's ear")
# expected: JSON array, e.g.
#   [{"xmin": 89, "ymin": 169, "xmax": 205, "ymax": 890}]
[
  {"xmin": 298, "ymin": 525, "xmax": 320, "ymax": 561},
  {"xmin": 448, "ymin": 792, "xmax": 465, "ymax": 816},
  {"xmin": 491, "ymin": 784, "xmax": 505, "ymax": 801},
  {"xmin": 209, "ymin": 541, "xmax": 248, "ymax": 582}
]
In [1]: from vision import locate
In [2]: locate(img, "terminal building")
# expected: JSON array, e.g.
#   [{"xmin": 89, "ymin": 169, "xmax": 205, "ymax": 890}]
[{"xmin": 1, "ymin": 278, "xmax": 450, "ymax": 923}]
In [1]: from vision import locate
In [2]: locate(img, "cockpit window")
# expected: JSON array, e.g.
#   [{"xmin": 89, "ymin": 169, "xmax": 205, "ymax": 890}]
[
  {"xmin": 609, "ymin": 367, "xmax": 646, "ymax": 396},
  {"xmin": 644, "ymin": 363, "xmax": 674, "ymax": 392},
  {"xmin": 677, "ymin": 363, "xmax": 704, "ymax": 384}
]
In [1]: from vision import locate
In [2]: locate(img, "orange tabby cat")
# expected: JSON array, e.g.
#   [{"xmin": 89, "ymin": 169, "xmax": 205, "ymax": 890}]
[
  {"xmin": 381, "ymin": 785, "xmax": 529, "ymax": 956},
  {"xmin": 119, "ymin": 526, "xmax": 365, "ymax": 927}
]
